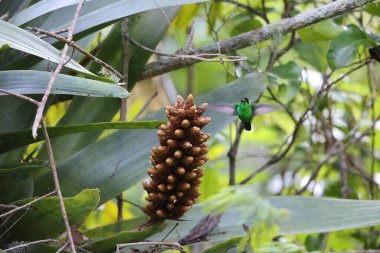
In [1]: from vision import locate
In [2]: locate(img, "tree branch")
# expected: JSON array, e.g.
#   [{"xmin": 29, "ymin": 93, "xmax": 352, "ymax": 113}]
[{"xmin": 138, "ymin": 0, "xmax": 375, "ymax": 81}]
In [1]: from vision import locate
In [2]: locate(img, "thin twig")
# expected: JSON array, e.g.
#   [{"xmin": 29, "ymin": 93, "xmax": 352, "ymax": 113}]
[
  {"xmin": 227, "ymin": 123, "xmax": 245, "ymax": 185},
  {"xmin": 162, "ymin": 223, "xmax": 179, "ymax": 241},
  {"xmin": 4, "ymin": 239, "xmax": 59, "ymax": 252},
  {"xmin": 32, "ymin": 0, "xmax": 86, "ymax": 139},
  {"xmin": 0, "ymin": 191, "xmax": 55, "ymax": 219},
  {"xmin": 0, "ymin": 215, "xmax": 13, "ymax": 232},
  {"xmin": 267, "ymin": 87, "xmax": 297, "ymax": 125},
  {"xmin": 41, "ymin": 122, "xmax": 77, "ymax": 253},
  {"xmin": 266, "ymin": 31, "xmax": 297, "ymax": 71},
  {"xmin": 0, "ymin": 89, "xmax": 39, "ymax": 105},
  {"xmin": 29, "ymin": 27, "xmax": 124, "ymax": 81},
  {"xmin": 39, "ymin": 28, "xmax": 68, "ymax": 39},
  {"xmin": 339, "ymin": 152, "xmax": 350, "ymax": 198},
  {"xmin": 125, "ymin": 34, "xmax": 247, "ymax": 62},
  {"xmin": 296, "ymin": 114, "xmax": 380, "ymax": 194},
  {"xmin": 326, "ymin": 59, "xmax": 371, "ymax": 92},
  {"xmin": 296, "ymin": 147, "xmax": 337, "ymax": 195},
  {"xmin": 56, "ymin": 241, "xmax": 70, "ymax": 253},
  {"xmin": 216, "ymin": 41, "xmax": 237, "ymax": 78},
  {"xmin": 261, "ymin": 0, "xmax": 269, "ymax": 22},
  {"xmin": 154, "ymin": 0, "xmax": 182, "ymax": 54}
]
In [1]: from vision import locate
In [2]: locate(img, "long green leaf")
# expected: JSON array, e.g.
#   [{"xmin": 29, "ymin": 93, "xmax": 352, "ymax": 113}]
[
  {"xmin": 9, "ymin": 0, "xmax": 82, "ymax": 26},
  {"xmin": 0, "ymin": 20, "xmax": 91, "ymax": 75},
  {"xmin": 33, "ymin": 73, "xmax": 267, "ymax": 202},
  {"xmin": 14, "ymin": 0, "xmax": 208, "ymax": 36},
  {"xmin": 0, "ymin": 70, "xmax": 129, "ymax": 98},
  {"xmin": 7, "ymin": 189, "xmax": 100, "ymax": 241},
  {"xmin": 267, "ymin": 196, "xmax": 380, "ymax": 234},
  {"xmin": 147, "ymin": 196, "xmax": 380, "ymax": 244},
  {"xmin": 0, "ymin": 120, "xmax": 166, "ymax": 153}
]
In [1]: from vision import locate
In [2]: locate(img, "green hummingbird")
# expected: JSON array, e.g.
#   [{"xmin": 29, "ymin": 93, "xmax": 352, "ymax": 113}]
[{"xmin": 208, "ymin": 97, "xmax": 278, "ymax": 131}]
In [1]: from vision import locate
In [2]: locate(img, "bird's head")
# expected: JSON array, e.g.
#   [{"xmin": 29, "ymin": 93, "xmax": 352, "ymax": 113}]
[{"xmin": 241, "ymin": 97, "xmax": 249, "ymax": 104}]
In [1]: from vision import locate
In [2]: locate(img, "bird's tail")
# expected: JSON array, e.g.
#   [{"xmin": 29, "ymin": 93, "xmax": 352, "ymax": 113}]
[{"xmin": 242, "ymin": 121, "xmax": 251, "ymax": 131}]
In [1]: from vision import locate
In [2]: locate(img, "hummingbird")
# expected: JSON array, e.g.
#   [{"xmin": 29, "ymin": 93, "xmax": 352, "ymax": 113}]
[{"xmin": 208, "ymin": 97, "xmax": 278, "ymax": 131}]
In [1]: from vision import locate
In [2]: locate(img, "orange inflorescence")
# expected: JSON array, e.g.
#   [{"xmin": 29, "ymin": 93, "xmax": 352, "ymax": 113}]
[{"xmin": 143, "ymin": 94, "xmax": 211, "ymax": 221}]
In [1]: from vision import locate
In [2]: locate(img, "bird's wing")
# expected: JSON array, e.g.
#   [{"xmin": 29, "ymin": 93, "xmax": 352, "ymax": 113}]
[
  {"xmin": 253, "ymin": 104, "xmax": 279, "ymax": 116},
  {"xmin": 207, "ymin": 103, "xmax": 237, "ymax": 116}
]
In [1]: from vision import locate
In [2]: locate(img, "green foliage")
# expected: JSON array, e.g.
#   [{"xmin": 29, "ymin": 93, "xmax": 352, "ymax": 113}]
[
  {"xmin": 228, "ymin": 14, "xmax": 263, "ymax": 37},
  {"xmin": 6, "ymin": 189, "xmax": 100, "ymax": 241},
  {"xmin": 298, "ymin": 19, "xmax": 344, "ymax": 42},
  {"xmin": 1, "ymin": 0, "xmax": 380, "ymax": 251},
  {"xmin": 304, "ymin": 234, "xmax": 326, "ymax": 251},
  {"xmin": 364, "ymin": 2, "xmax": 380, "ymax": 17},
  {"xmin": 327, "ymin": 25, "xmax": 368, "ymax": 69},
  {"xmin": 270, "ymin": 61, "xmax": 302, "ymax": 102},
  {"xmin": 294, "ymin": 41, "xmax": 329, "ymax": 72}
]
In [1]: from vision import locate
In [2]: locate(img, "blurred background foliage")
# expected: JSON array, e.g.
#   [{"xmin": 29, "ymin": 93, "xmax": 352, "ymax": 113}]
[{"xmin": 1, "ymin": 0, "xmax": 380, "ymax": 252}]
